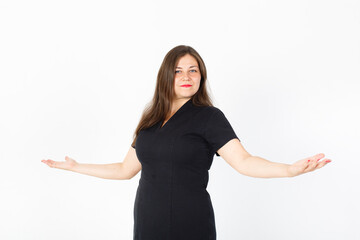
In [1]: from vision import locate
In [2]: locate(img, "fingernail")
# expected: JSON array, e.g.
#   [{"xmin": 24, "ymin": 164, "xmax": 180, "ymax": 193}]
[
  {"xmin": 325, "ymin": 160, "xmax": 331, "ymax": 163},
  {"xmin": 308, "ymin": 160, "xmax": 310, "ymax": 162}
]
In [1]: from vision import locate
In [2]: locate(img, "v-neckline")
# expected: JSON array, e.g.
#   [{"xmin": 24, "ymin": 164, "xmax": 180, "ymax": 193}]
[{"xmin": 159, "ymin": 99, "xmax": 192, "ymax": 130}]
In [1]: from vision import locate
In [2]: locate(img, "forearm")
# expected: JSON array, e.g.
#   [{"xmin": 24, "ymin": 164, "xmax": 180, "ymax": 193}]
[
  {"xmin": 238, "ymin": 156, "xmax": 292, "ymax": 178},
  {"xmin": 70, "ymin": 162, "xmax": 129, "ymax": 180}
]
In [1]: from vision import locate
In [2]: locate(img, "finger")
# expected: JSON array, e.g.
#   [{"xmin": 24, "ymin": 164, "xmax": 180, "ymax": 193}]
[
  {"xmin": 304, "ymin": 159, "xmax": 318, "ymax": 172},
  {"xmin": 303, "ymin": 161, "xmax": 313, "ymax": 172},
  {"xmin": 309, "ymin": 159, "xmax": 320, "ymax": 171},
  {"xmin": 308, "ymin": 153, "xmax": 325, "ymax": 161},
  {"xmin": 301, "ymin": 154, "xmax": 321, "ymax": 166},
  {"xmin": 41, "ymin": 159, "xmax": 50, "ymax": 166},
  {"xmin": 42, "ymin": 159, "xmax": 58, "ymax": 168},
  {"xmin": 315, "ymin": 159, "xmax": 332, "ymax": 169},
  {"xmin": 46, "ymin": 159, "xmax": 55, "ymax": 168},
  {"xmin": 302, "ymin": 159, "xmax": 310, "ymax": 169},
  {"xmin": 299, "ymin": 159, "xmax": 311, "ymax": 173},
  {"xmin": 304, "ymin": 153, "xmax": 325, "ymax": 171}
]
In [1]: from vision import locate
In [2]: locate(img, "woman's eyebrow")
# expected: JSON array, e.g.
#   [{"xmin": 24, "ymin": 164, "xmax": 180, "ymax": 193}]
[{"xmin": 176, "ymin": 66, "xmax": 199, "ymax": 69}]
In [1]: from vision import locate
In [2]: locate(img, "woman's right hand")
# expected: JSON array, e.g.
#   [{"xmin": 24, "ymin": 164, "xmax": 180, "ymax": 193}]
[{"xmin": 41, "ymin": 156, "xmax": 78, "ymax": 171}]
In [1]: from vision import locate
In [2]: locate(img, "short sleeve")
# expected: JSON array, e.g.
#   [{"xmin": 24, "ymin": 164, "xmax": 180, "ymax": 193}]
[{"xmin": 203, "ymin": 108, "xmax": 240, "ymax": 157}]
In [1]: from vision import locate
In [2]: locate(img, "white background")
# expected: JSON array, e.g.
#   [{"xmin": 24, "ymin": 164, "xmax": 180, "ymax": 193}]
[{"xmin": 1, "ymin": 0, "xmax": 359, "ymax": 239}]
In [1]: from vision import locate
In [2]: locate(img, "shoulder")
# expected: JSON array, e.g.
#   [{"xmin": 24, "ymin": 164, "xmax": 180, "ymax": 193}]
[
  {"xmin": 190, "ymin": 105, "xmax": 226, "ymax": 126},
  {"xmin": 195, "ymin": 105, "xmax": 224, "ymax": 118},
  {"xmin": 189, "ymin": 99, "xmax": 224, "ymax": 116}
]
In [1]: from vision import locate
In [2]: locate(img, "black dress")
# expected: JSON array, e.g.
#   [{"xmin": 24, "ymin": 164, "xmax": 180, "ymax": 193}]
[{"xmin": 131, "ymin": 98, "xmax": 239, "ymax": 240}]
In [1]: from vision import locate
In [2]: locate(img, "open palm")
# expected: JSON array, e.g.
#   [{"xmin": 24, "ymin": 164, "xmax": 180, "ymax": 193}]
[
  {"xmin": 288, "ymin": 153, "xmax": 331, "ymax": 177},
  {"xmin": 41, "ymin": 156, "xmax": 78, "ymax": 170}
]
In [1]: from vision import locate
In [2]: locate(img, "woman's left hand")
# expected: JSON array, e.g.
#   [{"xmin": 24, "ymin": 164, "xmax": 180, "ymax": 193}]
[{"xmin": 287, "ymin": 153, "xmax": 332, "ymax": 177}]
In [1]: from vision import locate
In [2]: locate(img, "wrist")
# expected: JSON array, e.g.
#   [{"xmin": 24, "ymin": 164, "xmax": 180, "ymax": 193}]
[
  {"xmin": 286, "ymin": 164, "xmax": 296, "ymax": 178},
  {"xmin": 68, "ymin": 161, "xmax": 80, "ymax": 172}
]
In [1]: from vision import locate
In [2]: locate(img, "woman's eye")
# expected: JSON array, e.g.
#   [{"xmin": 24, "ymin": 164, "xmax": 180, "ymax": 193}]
[
  {"xmin": 190, "ymin": 69, "xmax": 197, "ymax": 72},
  {"xmin": 175, "ymin": 70, "xmax": 181, "ymax": 74}
]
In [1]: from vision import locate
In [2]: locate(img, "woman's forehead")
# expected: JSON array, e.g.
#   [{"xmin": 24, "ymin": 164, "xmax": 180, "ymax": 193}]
[{"xmin": 176, "ymin": 54, "xmax": 199, "ymax": 67}]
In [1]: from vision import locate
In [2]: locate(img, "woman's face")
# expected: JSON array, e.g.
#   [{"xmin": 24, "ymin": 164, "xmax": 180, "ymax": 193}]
[{"xmin": 173, "ymin": 54, "xmax": 201, "ymax": 101}]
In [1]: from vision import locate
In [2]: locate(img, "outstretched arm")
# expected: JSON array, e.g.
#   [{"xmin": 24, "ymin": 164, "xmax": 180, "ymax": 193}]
[
  {"xmin": 216, "ymin": 139, "xmax": 331, "ymax": 178},
  {"xmin": 41, "ymin": 146, "xmax": 142, "ymax": 180}
]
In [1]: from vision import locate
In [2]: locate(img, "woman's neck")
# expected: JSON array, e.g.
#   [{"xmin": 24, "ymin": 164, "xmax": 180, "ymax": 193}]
[{"xmin": 170, "ymin": 98, "xmax": 190, "ymax": 114}]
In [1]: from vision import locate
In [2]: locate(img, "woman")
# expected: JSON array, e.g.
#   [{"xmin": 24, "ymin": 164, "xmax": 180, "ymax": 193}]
[{"xmin": 41, "ymin": 45, "xmax": 332, "ymax": 240}]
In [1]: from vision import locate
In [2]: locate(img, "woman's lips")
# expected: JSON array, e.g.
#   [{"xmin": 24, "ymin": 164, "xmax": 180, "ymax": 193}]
[{"xmin": 181, "ymin": 85, "xmax": 192, "ymax": 87}]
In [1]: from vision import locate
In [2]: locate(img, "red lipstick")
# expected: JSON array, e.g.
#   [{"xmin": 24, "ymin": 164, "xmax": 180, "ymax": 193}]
[{"xmin": 181, "ymin": 84, "xmax": 192, "ymax": 87}]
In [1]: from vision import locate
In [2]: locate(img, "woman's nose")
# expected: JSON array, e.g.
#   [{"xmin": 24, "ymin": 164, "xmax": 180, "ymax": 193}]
[{"xmin": 183, "ymin": 72, "xmax": 190, "ymax": 80}]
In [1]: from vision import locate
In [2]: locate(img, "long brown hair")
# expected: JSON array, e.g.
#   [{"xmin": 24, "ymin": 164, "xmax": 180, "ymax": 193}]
[{"xmin": 131, "ymin": 45, "xmax": 213, "ymax": 147}]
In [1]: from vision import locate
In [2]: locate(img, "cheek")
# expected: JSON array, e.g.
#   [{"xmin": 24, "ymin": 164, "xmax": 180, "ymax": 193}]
[
  {"xmin": 195, "ymin": 77, "xmax": 201, "ymax": 87},
  {"xmin": 173, "ymin": 77, "xmax": 180, "ymax": 87}
]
